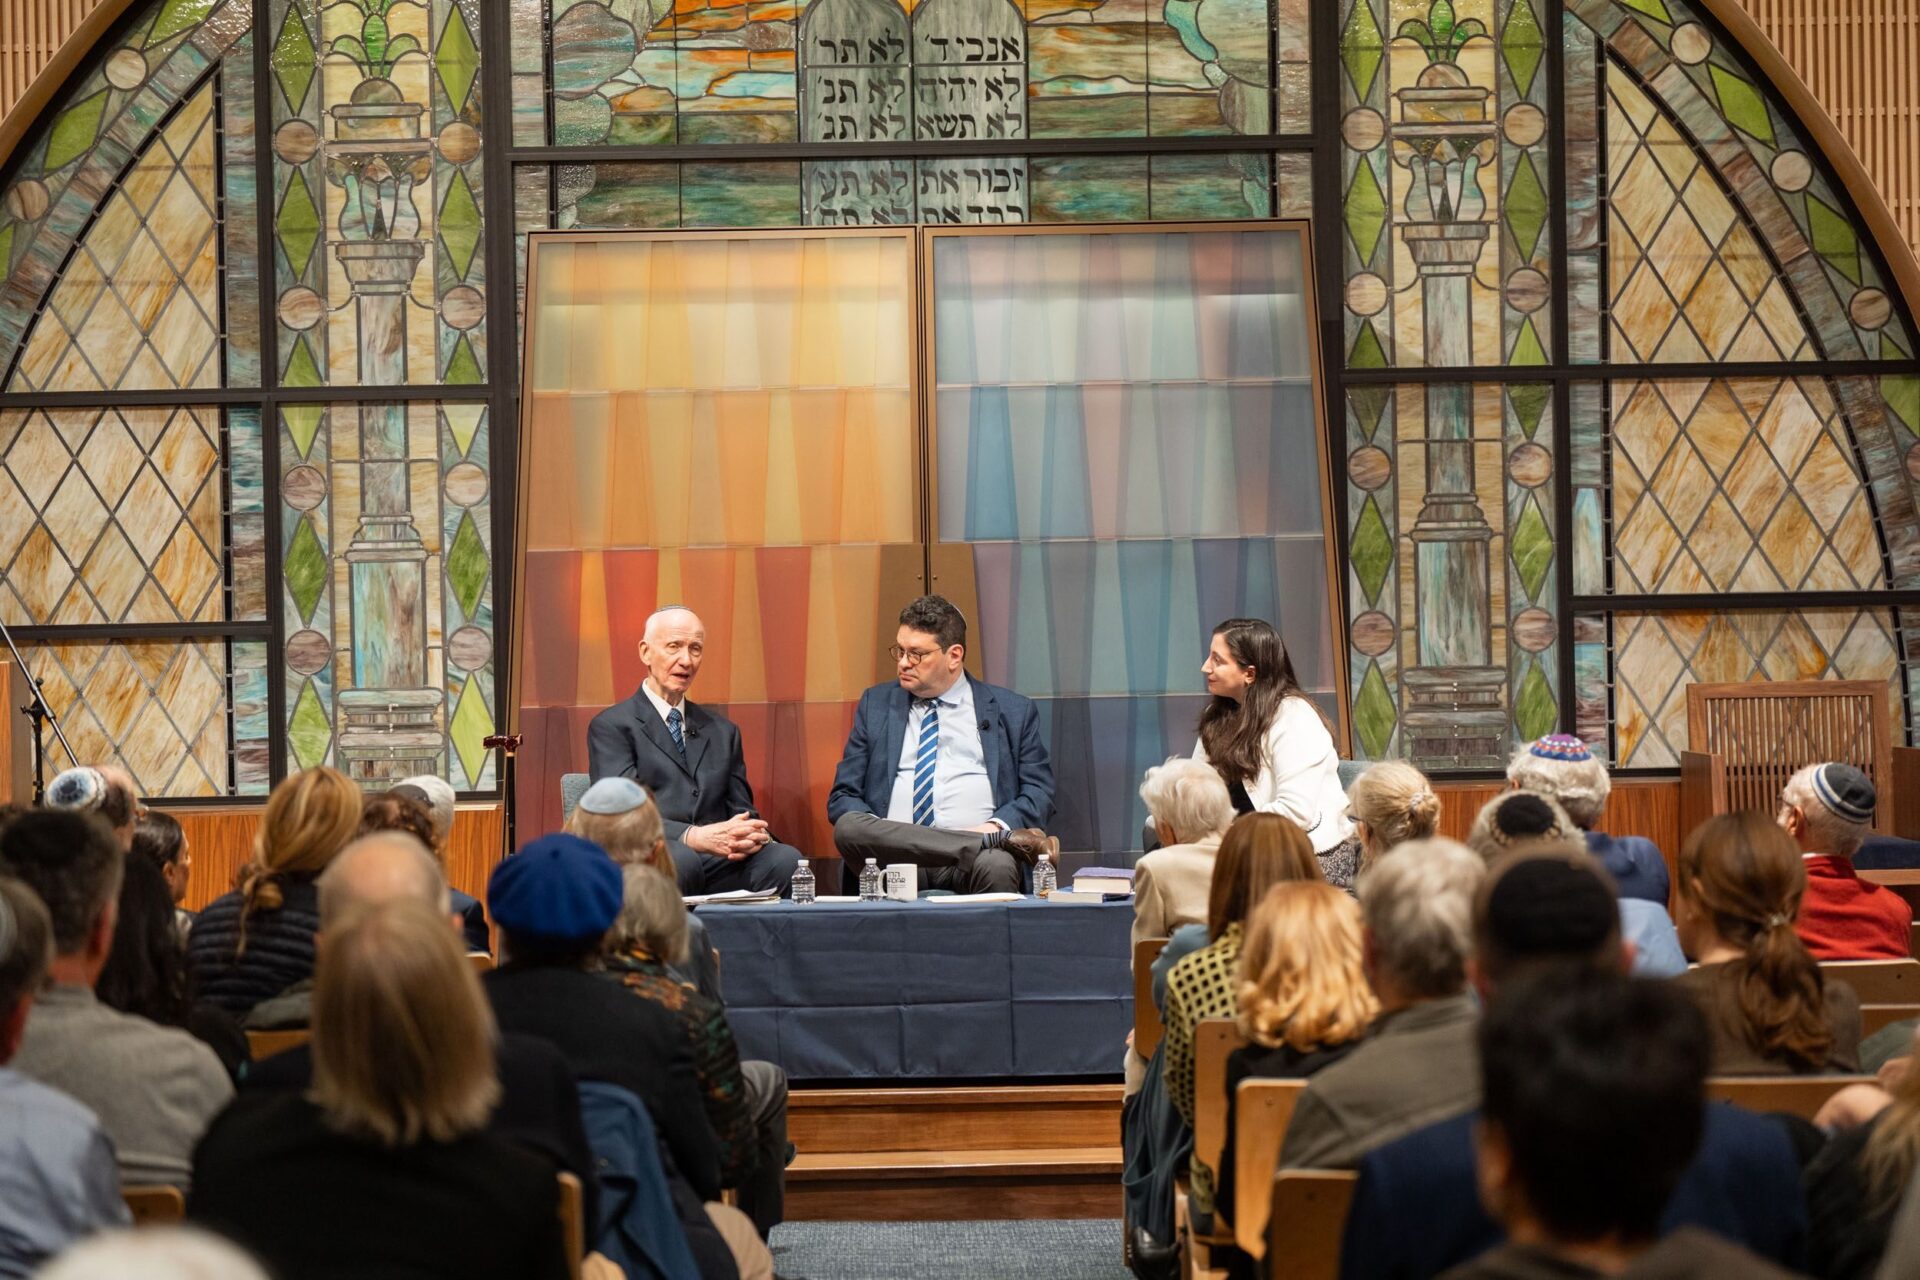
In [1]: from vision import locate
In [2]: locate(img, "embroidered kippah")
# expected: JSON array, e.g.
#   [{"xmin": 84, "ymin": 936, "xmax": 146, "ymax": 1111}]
[
  {"xmin": 45, "ymin": 766, "xmax": 105, "ymax": 813},
  {"xmin": 1527, "ymin": 734, "xmax": 1593, "ymax": 763},
  {"xmin": 1811, "ymin": 762, "xmax": 1876, "ymax": 824}
]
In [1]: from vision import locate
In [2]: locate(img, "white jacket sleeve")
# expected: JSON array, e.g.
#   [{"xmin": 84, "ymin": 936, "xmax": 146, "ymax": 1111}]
[{"xmin": 1245, "ymin": 700, "xmax": 1337, "ymax": 836}]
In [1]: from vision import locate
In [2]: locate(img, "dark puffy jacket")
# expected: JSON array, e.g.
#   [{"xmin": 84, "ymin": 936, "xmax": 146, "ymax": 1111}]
[{"xmin": 187, "ymin": 875, "xmax": 322, "ymax": 1014}]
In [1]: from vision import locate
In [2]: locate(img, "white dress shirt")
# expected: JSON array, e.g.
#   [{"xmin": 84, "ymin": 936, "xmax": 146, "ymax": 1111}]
[
  {"xmin": 1193, "ymin": 696, "xmax": 1354, "ymax": 853},
  {"xmin": 641, "ymin": 680, "xmax": 686, "ymax": 737},
  {"xmin": 885, "ymin": 677, "xmax": 999, "ymax": 829}
]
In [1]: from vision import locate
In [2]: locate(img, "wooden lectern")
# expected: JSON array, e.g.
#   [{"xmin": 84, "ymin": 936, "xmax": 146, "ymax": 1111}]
[{"xmin": 0, "ymin": 658, "xmax": 31, "ymax": 805}]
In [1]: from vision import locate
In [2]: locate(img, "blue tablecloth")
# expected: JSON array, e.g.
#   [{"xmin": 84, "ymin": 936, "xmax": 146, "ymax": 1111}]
[{"xmin": 693, "ymin": 898, "xmax": 1133, "ymax": 1081}]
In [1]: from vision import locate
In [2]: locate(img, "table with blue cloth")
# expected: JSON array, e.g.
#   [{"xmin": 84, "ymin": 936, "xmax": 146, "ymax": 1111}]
[{"xmin": 692, "ymin": 898, "xmax": 1133, "ymax": 1081}]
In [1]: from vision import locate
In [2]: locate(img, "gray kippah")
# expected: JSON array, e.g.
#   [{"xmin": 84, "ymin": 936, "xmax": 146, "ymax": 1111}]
[
  {"xmin": 1812, "ymin": 762, "xmax": 1876, "ymax": 825},
  {"xmin": 45, "ymin": 766, "xmax": 105, "ymax": 813},
  {"xmin": 577, "ymin": 776, "xmax": 649, "ymax": 816}
]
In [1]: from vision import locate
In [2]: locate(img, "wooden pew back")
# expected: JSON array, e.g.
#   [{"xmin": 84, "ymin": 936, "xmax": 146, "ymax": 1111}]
[
  {"xmin": 1232, "ymin": 1078, "xmax": 1309, "ymax": 1259},
  {"xmin": 1134, "ymin": 938, "xmax": 1168, "ymax": 1060},
  {"xmin": 1192, "ymin": 1019, "xmax": 1251, "ymax": 1181},
  {"xmin": 1264, "ymin": 1170, "xmax": 1358, "ymax": 1280}
]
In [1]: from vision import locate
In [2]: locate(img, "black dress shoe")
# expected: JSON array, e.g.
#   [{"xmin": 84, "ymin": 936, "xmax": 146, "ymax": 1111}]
[
  {"xmin": 1127, "ymin": 1223, "xmax": 1179, "ymax": 1280},
  {"xmin": 999, "ymin": 827, "xmax": 1057, "ymax": 866}
]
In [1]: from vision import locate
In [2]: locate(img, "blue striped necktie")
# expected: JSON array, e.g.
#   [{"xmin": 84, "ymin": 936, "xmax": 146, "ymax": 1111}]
[
  {"xmin": 912, "ymin": 698, "xmax": 939, "ymax": 826},
  {"xmin": 666, "ymin": 706, "xmax": 685, "ymax": 757}
]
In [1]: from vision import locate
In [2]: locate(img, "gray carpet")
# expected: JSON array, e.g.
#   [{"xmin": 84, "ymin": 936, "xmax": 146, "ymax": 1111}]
[{"xmin": 768, "ymin": 1219, "xmax": 1133, "ymax": 1280}]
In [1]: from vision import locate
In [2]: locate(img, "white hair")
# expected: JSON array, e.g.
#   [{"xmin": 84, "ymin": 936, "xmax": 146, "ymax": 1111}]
[
  {"xmin": 1358, "ymin": 837, "xmax": 1484, "ymax": 1000},
  {"xmin": 1138, "ymin": 758, "xmax": 1235, "ymax": 845},
  {"xmin": 397, "ymin": 774, "xmax": 456, "ymax": 845},
  {"xmin": 319, "ymin": 831, "xmax": 451, "ymax": 926},
  {"xmin": 642, "ymin": 606, "xmax": 702, "ymax": 643},
  {"xmin": 38, "ymin": 1228, "xmax": 270, "ymax": 1280},
  {"xmin": 1504, "ymin": 744, "xmax": 1611, "ymax": 829},
  {"xmin": 1781, "ymin": 763, "xmax": 1869, "ymax": 857}
]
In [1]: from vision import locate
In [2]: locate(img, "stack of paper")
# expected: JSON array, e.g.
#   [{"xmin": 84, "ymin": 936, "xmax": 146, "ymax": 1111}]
[{"xmin": 682, "ymin": 888, "xmax": 781, "ymax": 906}]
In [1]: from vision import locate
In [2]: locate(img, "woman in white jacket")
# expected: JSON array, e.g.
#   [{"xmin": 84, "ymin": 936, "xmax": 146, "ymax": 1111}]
[{"xmin": 1192, "ymin": 618, "xmax": 1360, "ymax": 888}]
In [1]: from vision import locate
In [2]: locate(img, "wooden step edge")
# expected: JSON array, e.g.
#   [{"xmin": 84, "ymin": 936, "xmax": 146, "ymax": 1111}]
[
  {"xmin": 789, "ymin": 1146, "xmax": 1123, "ymax": 1181},
  {"xmin": 790, "ymin": 1084, "xmax": 1124, "ymax": 1109}
]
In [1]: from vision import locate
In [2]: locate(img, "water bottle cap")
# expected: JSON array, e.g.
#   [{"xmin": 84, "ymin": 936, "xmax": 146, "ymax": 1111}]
[
  {"xmin": 797, "ymin": 858, "xmax": 808, "ymax": 866},
  {"xmin": 865, "ymin": 857, "xmax": 877, "ymax": 865}
]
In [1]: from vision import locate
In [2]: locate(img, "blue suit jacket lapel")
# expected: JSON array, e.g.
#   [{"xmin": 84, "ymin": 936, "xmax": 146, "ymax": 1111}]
[
  {"xmin": 878, "ymin": 685, "xmax": 909, "ymax": 807},
  {"xmin": 970, "ymin": 676, "xmax": 1006, "ymax": 807}
]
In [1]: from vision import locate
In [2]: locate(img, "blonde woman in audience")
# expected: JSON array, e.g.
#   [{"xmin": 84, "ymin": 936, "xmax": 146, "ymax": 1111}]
[
  {"xmin": 1345, "ymin": 760, "xmax": 1439, "ymax": 872},
  {"xmin": 189, "ymin": 900, "xmax": 572, "ymax": 1280},
  {"xmin": 1214, "ymin": 881, "xmax": 1377, "ymax": 1242},
  {"xmin": 568, "ymin": 776, "xmax": 722, "ymax": 1002},
  {"xmin": 1132, "ymin": 757, "xmax": 1237, "ymax": 949},
  {"xmin": 1672, "ymin": 811, "xmax": 1861, "ymax": 1075},
  {"xmin": 188, "ymin": 767, "xmax": 362, "ymax": 1015},
  {"xmin": 1162, "ymin": 813, "xmax": 1320, "ymax": 1216}
]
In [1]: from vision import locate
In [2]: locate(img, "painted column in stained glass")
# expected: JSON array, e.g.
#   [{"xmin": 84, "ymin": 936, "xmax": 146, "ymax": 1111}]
[
  {"xmin": 799, "ymin": 0, "xmax": 915, "ymax": 225},
  {"xmin": 913, "ymin": 0, "xmax": 1027, "ymax": 222}
]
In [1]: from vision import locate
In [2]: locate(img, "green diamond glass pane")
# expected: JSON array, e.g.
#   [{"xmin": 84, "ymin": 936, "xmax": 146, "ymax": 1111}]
[
  {"xmin": 1807, "ymin": 195, "xmax": 1862, "ymax": 285},
  {"xmin": 1352, "ymin": 385, "xmax": 1392, "ymax": 441},
  {"xmin": 1708, "ymin": 65, "xmax": 1775, "ymax": 146},
  {"xmin": 272, "ymin": 7, "xmax": 316, "ymax": 114},
  {"xmin": 1511, "ymin": 495, "xmax": 1552, "ymax": 599},
  {"xmin": 450, "ymin": 676, "xmax": 493, "ymax": 787},
  {"xmin": 1618, "ymin": 0, "xmax": 1672, "ymax": 21},
  {"xmin": 44, "ymin": 90, "xmax": 108, "ymax": 172},
  {"xmin": 1345, "ymin": 162, "xmax": 1387, "ymax": 262},
  {"xmin": 445, "ymin": 405, "xmax": 484, "ymax": 457},
  {"xmin": 1341, "ymin": 0, "xmax": 1385, "ymax": 99},
  {"xmin": 1885, "ymin": 377, "xmax": 1920, "ymax": 436},
  {"xmin": 447, "ymin": 512, "xmax": 489, "ymax": 617},
  {"xmin": 1515, "ymin": 660, "xmax": 1557, "ymax": 742},
  {"xmin": 440, "ymin": 170, "xmax": 481, "ymax": 281},
  {"xmin": 445, "ymin": 334, "xmax": 483, "ymax": 385},
  {"xmin": 279, "ymin": 171, "xmax": 319, "ymax": 278},
  {"xmin": 1505, "ymin": 152, "xmax": 1547, "ymax": 261},
  {"xmin": 285, "ymin": 516, "xmax": 328, "ymax": 622},
  {"xmin": 284, "ymin": 404, "xmax": 323, "ymax": 458},
  {"xmin": 152, "ymin": 0, "xmax": 218, "ymax": 42},
  {"xmin": 436, "ymin": 7, "xmax": 481, "ymax": 112},
  {"xmin": 1501, "ymin": 0, "xmax": 1543, "ymax": 96},
  {"xmin": 1351, "ymin": 495, "xmax": 1393, "ymax": 605},
  {"xmin": 288, "ymin": 679, "xmax": 331, "ymax": 772},
  {"xmin": 1510, "ymin": 384, "xmax": 1549, "ymax": 439},
  {"xmin": 284, "ymin": 336, "xmax": 322, "ymax": 388},
  {"xmin": 1350, "ymin": 320, "xmax": 1388, "ymax": 370},
  {"xmin": 1510, "ymin": 318, "xmax": 1547, "ymax": 367},
  {"xmin": 1355, "ymin": 661, "xmax": 1396, "ymax": 760}
]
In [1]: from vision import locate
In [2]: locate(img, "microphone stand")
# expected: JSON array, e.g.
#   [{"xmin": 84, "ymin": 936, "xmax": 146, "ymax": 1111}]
[{"xmin": 0, "ymin": 615, "xmax": 77, "ymax": 804}]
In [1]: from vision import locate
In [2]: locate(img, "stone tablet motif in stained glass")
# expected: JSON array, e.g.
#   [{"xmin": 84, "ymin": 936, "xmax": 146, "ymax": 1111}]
[{"xmin": 800, "ymin": 0, "xmax": 914, "ymax": 224}]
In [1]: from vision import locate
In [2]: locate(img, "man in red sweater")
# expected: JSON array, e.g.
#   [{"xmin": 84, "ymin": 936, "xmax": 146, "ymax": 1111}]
[{"xmin": 1779, "ymin": 762, "xmax": 1913, "ymax": 960}]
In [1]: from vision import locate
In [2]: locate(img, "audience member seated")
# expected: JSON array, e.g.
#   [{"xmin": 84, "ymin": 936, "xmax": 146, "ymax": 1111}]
[
  {"xmin": 1441, "ymin": 967, "xmax": 1795, "ymax": 1280},
  {"xmin": 484, "ymin": 834, "xmax": 764, "ymax": 1279},
  {"xmin": 38, "ymin": 1227, "xmax": 268, "ymax": 1280},
  {"xmin": 1164, "ymin": 814, "xmax": 1321, "ymax": 1136},
  {"xmin": 189, "ymin": 767, "xmax": 362, "ymax": 1015},
  {"xmin": 1798, "ymin": 1021, "xmax": 1920, "ymax": 1279},
  {"xmin": 132, "ymin": 810, "xmax": 193, "ymax": 941},
  {"xmin": 1673, "ymin": 811, "xmax": 1862, "ymax": 1074},
  {"xmin": 45, "ymin": 766, "xmax": 138, "ymax": 853},
  {"xmin": 388, "ymin": 774, "xmax": 490, "ymax": 953},
  {"xmin": 1781, "ymin": 762, "xmax": 1914, "ymax": 960},
  {"xmin": 1341, "ymin": 848, "xmax": 1811, "ymax": 1278},
  {"xmin": 1190, "ymin": 618, "xmax": 1360, "ymax": 888},
  {"xmin": 0, "ymin": 810, "xmax": 230, "ymax": 1188},
  {"xmin": 1468, "ymin": 791, "xmax": 1686, "ymax": 978},
  {"xmin": 0, "ymin": 874, "xmax": 127, "ymax": 1276},
  {"xmin": 567, "ymin": 776, "xmax": 722, "ymax": 1002},
  {"xmin": 96, "ymin": 853, "xmax": 249, "ymax": 1080},
  {"xmin": 189, "ymin": 901, "xmax": 571, "ymax": 1280},
  {"xmin": 604, "ymin": 863, "xmax": 788, "ymax": 1238},
  {"xmin": 244, "ymin": 831, "xmax": 600, "ymax": 1228},
  {"xmin": 1133, "ymin": 757, "xmax": 1235, "ymax": 949},
  {"xmin": 1345, "ymin": 760, "xmax": 1440, "ymax": 874},
  {"xmin": 1280, "ymin": 837, "xmax": 1484, "ymax": 1169},
  {"xmin": 1506, "ymin": 734, "xmax": 1669, "ymax": 903},
  {"xmin": 1215, "ymin": 881, "xmax": 1376, "ymax": 1236}
]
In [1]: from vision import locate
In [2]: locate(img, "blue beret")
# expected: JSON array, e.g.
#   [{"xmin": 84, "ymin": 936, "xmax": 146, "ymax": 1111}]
[{"xmin": 488, "ymin": 833, "xmax": 621, "ymax": 943}]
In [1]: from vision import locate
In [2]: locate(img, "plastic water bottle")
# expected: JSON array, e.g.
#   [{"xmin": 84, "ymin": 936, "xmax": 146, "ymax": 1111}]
[
  {"xmin": 859, "ymin": 858, "xmax": 882, "ymax": 901},
  {"xmin": 791, "ymin": 858, "xmax": 815, "ymax": 904},
  {"xmin": 1033, "ymin": 852, "xmax": 1057, "ymax": 898}
]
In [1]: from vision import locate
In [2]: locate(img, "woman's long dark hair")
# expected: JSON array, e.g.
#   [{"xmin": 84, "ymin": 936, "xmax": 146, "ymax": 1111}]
[
  {"xmin": 96, "ymin": 853, "xmax": 191, "ymax": 1028},
  {"xmin": 1197, "ymin": 618, "xmax": 1316, "ymax": 789}
]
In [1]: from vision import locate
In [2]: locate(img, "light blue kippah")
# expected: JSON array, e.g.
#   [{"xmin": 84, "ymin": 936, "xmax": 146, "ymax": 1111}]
[
  {"xmin": 45, "ymin": 766, "xmax": 105, "ymax": 813},
  {"xmin": 577, "ymin": 776, "xmax": 649, "ymax": 816}
]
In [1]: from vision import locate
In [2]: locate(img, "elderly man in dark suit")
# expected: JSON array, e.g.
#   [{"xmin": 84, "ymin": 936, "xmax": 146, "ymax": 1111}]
[
  {"xmin": 827, "ymin": 595, "xmax": 1056, "ymax": 894},
  {"xmin": 586, "ymin": 607, "xmax": 801, "ymax": 897}
]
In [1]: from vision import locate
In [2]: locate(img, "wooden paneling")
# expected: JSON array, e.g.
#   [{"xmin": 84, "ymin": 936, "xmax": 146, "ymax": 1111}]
[
  {"xmin": 161, "ymin": 802, "xmax": 505, "ymax": 912},
  {"xmin": 1434, "ymin": 778, "xmax": 1682, "ymax": 899},
  {"xmin": 1743, "ymin": 0, "xmax": 1920, "ymax": 255},
  {"xmin": 0, "ymin": 659, "xmax": 32, "ymax": 806},
  {"xmin": 0, "ymin": 0, "xmax": 102, "ymax": 120}
]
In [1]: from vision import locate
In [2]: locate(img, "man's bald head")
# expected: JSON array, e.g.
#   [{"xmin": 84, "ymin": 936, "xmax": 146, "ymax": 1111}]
[
  {"xmin": 318, "ymin": 831, "xmax": 450, "ymax": 927},
  {"xmin": 639, "ymin": 607, "xmax": 706, "ymax": 701}
]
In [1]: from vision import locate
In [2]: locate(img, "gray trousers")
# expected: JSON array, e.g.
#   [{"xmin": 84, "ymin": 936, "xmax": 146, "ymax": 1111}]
[
  {"xmin": 737, "ymin": 1059, "xmax": 788, "ymax": 1238},
  {"xmin": 831, "ymin": 812, "xmax": 1025, "ymax": 894}
]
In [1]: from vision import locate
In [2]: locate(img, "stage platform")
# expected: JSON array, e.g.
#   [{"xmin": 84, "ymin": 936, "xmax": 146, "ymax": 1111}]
[{"xmin": 787, "ymin": 1084, "xmax": 1124, "ymax": 1221}]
